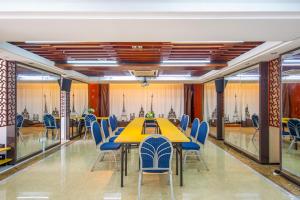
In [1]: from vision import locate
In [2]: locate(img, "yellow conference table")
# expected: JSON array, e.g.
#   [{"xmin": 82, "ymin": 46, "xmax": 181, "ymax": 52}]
[{"xmin": 115, "ymin": 117, "xmax": 189, "ymax": 187}]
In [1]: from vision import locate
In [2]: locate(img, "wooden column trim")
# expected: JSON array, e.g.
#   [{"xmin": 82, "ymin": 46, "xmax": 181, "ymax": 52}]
[{"xmin": 259, "ymin": 62, "xmax": 269, "ymax": 163}]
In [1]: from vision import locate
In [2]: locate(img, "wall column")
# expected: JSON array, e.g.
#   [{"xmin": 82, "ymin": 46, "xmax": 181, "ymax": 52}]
[
  {"xmin": 215, "ymin": 78, "xmax": 225, "ymax": 140},
  {"xmin": 0, "ymin": 58, "xmax": 16, "ymax": 162},
  {"xmin": 60, "ymin": 90, "xmax": 70, "ymax": 141}
]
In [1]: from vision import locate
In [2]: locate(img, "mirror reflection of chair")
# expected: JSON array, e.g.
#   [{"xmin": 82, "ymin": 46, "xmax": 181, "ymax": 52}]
[
  {"xmin": 251, "ymin": 114, "xmax": 259, "ymax": 141},
  {"xmin": 287, "ymin": 119, "xmax": 300, "ymax": 151},
  {"xmin": 77, "ymin": 114, "xmax": 86, "ymax": 137},
  {"xmin": 138, "ymin": 135, "xmax": 174, "ymax": 200},
  {"xmin": 16, "ymin": 114, "xmax": 24, "ymax": 141},
  {"xmin": 90, "ymin": 121, "xmax": 120, "ymax": 171},
  {"xmin": 84, "ymin": 114, "xmax": 97, "ymax": 139},
  {"xmin": 182, "ymin": 121, "xmax": 209, "ymax": 170},
  {"xmin": 43, "ymin": 114, "xmax": 60, "ymax": 140}
]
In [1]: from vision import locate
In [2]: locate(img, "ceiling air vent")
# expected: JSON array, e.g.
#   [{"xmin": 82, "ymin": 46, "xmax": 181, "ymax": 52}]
[{"xmin": 129, "ymin": 70, "xmax": 158, "ymax": 77}]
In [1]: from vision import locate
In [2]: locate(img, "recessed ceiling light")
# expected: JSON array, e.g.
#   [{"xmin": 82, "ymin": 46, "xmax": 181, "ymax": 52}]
[
  {"xmin": 67, "ymin": 60, "xmax": 117, "ymax": 64},
  {"xmin": 162, "ymin": 60, "xmax": 210, "ymax": 64}
]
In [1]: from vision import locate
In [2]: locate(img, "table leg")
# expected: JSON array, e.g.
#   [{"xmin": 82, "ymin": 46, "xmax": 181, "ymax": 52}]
[
  {"xmin": 176, "ymin": 146, "xmax": 178, "ymax": 176},
  {"xmin": 121, "ymin": 144, "xmax": 124, "ymax": 187},
  {"xmin": 179, "ymin": 145, "xmax": 183, "ymax": 186},
  {"xmin": 125, "ymin": 144, "xmax": 128, "ymax": 176}
]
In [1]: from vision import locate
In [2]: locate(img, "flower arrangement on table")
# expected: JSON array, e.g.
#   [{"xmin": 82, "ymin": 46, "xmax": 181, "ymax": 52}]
[
  {"xmin": 145, "ymin": 111, "xmax": 155, "ymax": 119},
  {"xmin": 87, "ymin": 108, "xmax": 95, "ymax": 114}
]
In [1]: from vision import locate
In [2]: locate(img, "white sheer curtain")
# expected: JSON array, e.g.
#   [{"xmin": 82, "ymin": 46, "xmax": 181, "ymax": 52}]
[
  {"xmin": 17, "ymin": 82, "xmax": 60, "ymax": 121},
  {"xmin": 224, "ymin": 82, "xmax": 259, "ymax": 121},
  {"xmin": 70, "ymin": 83, "xmax": 88, "ymax": 115},
  {"xmin": 203, "ymin": 81, "xmax": 217, "ymax": 121},
  {"xmin": 109, "ymin": 83, "xmax": 184, "ymax": 119}
]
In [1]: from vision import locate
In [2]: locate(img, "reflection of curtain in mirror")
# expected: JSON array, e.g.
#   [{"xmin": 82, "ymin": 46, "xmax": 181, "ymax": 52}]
[
  {"xmin": 225, "ymin": 82, "xmax": 259, "ymax": 121},
  {"xmin": 203, "ymin": 82, "xmax": 217, "ymax": 121},
  {"xmin": 17, "ymin": 82, "xmax": 60, "ymax": 121},
  {"xmin": 282, "ymin": 83, "xmax": 290, "ymax": 118},
  {"xmin": 70, "ymin": 83, "xmax": 88, "ymax": 115},
  {"xmin": 109, "ymin": 84, "xmax": 184, "ymax": 119}
]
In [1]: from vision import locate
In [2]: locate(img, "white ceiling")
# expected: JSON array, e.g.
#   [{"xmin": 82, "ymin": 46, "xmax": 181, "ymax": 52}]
[{"xmin": 0, "ymin": 0, "xmax": 300, "ymax": 42}]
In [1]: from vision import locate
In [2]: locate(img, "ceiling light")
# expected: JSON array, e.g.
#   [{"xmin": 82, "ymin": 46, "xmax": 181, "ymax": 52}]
[
  {"xmin": 172, "ymin": 41, "xmax": 244, "ymax": 44},
  {"xmin": 159, "ymin": 74, "xmax": 191, "ymax": 77},
  {"xmin": 162, "ymin": 60, "xmax": 210, "ymax": 64},
  {"xmin": 17, "ymin": 75, "xmax": 58, "ymax": 81},
  {"xmin": 67, "ymin": 60, "xmax": 117, "ymax": 64}
]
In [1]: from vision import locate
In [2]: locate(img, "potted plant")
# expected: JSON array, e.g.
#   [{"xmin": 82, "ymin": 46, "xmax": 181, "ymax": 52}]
[{"xmin": 87, "ymin": 108, "xmax": 95, "ymax": 114}]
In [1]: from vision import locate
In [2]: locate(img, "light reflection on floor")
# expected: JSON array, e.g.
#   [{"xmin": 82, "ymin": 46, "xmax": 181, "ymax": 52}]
[{"xmin": 0, "ymin": 137, "xmax": 295, "ymax": 199}]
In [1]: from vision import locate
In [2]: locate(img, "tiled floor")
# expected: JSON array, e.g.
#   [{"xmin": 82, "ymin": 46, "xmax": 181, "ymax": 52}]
[
  {"xmin": 0, "ymin": 138, "xmax": 298, "ymax": 200},
  {"xmin": 282, "ymin": 138, "xmax": 300, "ymax": 178}
]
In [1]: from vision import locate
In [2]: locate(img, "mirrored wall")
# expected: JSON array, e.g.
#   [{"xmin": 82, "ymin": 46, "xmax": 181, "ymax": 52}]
[
  {"xmin": 281, "ymin": 50, "xmax": 300, "ymax": 179},
  {"xmin": 224, "ymin": 66, "xmax": 260, "ymax": 158},
  {"xmin": 16, "ymin": 65, "xmax": 61, "ymax": 160},
  {"xmin": 69, "ymin": 81, "xmax": 88, "ymax": 139},
  {"xmin": 203, "ymin": 81, "xmax": 217, "ymax": 137}
]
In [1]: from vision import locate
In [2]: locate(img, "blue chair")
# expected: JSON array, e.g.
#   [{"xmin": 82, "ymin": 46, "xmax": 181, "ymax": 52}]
[
  {"xmin": 101, "ymin": 119, "xmax": 118, "ymax": 142},
  {"xmin": 181, "ymin": 115, "xmax": 190, "ymax": 134},
  {"xmin": 109, "ymin": 115, "xmax": 124, "ymax": 136},
  {"xmin": 188, "ymin": 118, "xmax": 200, "ymax": 142},
  {"xmin": 182, "ymin": 121, "xmax": 209, "ymax": 170},
  {"xmin": 16, "ymin": 114, "xmax": 24, "ymax": 141},
  {"xmin": 287, "ymin": 119, "xmax": 300, "ymax": 151},
  {"xmin": 90, "ymin": 121, "xmax": 121, "ymax": 171},
  {"xmin": 179, "ymin": 114, "xmax": 185, "ymax": 130},
  {"xmin": 251, "ymin": 114, "xmax": 259, "ymax": 141},
  {"xmin": 43, "ymin": 114, "xmax": 60, "ymax": 139},
  {"xmin": 84, "ymin": 114, "xmax": 97, "ymax": 139},
  {"xmin": 138, "ymin": 135, "xmax": 174, "ymax": 200}
]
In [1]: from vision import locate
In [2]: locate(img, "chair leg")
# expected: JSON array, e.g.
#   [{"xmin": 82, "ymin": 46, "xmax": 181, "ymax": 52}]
[
  {"xmin": 251, "ymin": 129, "xmax": 257, "ymax": 141},
  {"xmin": 84, "ymin": 129, "xmax": 87, "ymax": 140},
  {"xmin": 184, "ymin": 152, "xmax": 188, "ymax": 165},
  {"xmin": 18, "ymin": 130, "xmax": 24, "ymax": 142},
  {"xmin": 55, "ymin": 129, "xmax": 59, "ymax": 140},
  {"xmin": 91, "ymin": 152, "xmax": 102, "ymax": 172},
  {"xmin": 169, "ymin": 171, "xmax": 175, "ymax": 200},
  {"xmin": 197, "ymin": 151, "xmax": 209, "ymax": 171},
  {"xmin": 138, "ymin": 171, "xmax": 142, "ymax": 200},
  {"xmin": 288, "ymin": 138, "xmax": 296, "ymax": 152}
]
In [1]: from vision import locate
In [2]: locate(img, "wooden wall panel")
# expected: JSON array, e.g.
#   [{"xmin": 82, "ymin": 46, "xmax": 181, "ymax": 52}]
[{"xmin": 88, "ymin": 84, "xmax": 100, "ymax": 116}]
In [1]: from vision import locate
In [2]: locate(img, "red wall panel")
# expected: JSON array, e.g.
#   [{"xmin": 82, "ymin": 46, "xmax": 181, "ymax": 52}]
[
  {"xmin": 193, "ymin": 84, "xmax": 204, "ymax": 121},
  {"xmin": 88, "ymin": 84, "xmax": 100, "ymax": 116}
]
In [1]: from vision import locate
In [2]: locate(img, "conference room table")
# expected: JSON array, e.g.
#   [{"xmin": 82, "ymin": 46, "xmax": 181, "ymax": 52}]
[{"xmin": 114, "ymin": 117, "xmax": 189, "ymax": 187}]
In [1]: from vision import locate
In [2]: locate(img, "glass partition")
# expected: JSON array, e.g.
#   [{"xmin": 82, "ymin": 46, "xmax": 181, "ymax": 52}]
[
  {"xmin": 203, "ymin": 81, "xmax": 217, "ymax": 137},
  {"xmin": 16, "ymin": 65, "xmax": 61, "ymax": 160},
  {"xmin": 281, "ymin": 50, "xmax": 300, "ymax": 178},
  {"xmin": 69, "ymin": 81, "xmax": 88, "ymax": 139},
  {"xmin": 224, "ymin": 66, "xmax": 260, "ymax": 158}
]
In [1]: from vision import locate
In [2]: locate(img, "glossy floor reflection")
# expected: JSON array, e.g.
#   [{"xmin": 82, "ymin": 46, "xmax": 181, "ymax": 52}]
[
  {"xmin": 282, "ymin": 138, "xmax": 300, "ymax": 177},
  {"xmin": 225, "ymin": 127, "xmax": 259, "ymax": 158},
  {"xmin": 0, "ymin": 139, "xmax": 296, "ymax": 200},
  {"xmin": 17, "ymin": 127, "xmax": 60, "ymax": 159}
]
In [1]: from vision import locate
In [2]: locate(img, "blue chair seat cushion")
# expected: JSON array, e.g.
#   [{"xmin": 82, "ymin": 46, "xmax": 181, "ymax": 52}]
[
  {"xmin": 115, "ymin": 129, "xmax": 123, "ymax": 135},
  {"xmin": 282, "ymin": 131, "xmax": 290, "ymax": 136},
  {"xmin": 100, "ymin": 142, "xmax": 121, "ymax": 150},
  {"xmin": 143, "ymin": 170, "xmax": 169, "ymax": 173},
  {"xmin": 182, "ymin": 142, "xmax": 200, "ymax": 150},
  {"xmin": 109, "ymin": 136, "xmax": 118, "ymax": 142}
]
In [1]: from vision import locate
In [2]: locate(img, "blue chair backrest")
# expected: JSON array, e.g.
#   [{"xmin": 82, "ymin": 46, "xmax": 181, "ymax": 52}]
[
  {"xmin": 180, "ymin": 114, "xmax": 185, "ymax": 129},
  {"xmin": 139, "ymin": 135, "xmax": 173, "ymax": 170},
  {"xmin": 85, "ymin": 114, "xmax": 97, "ymax": 128},
  {"xmin": 101, "ymin": 119, "xmax": 110, "ymax": 139},
  {"xmin": 182, "ymin": 115, "xmax": 190, "ymax": 131},
  {"xmin": 190, "ymin": 118, "xmax": 200, "ymax": 139},
  {"xmin": 109, "ymin": 115, "xmax": 117, "ymax": 132},
  {"xmin": 287, "ymin": 119, "xmax": 300, "ymax": 138},
  {"xmin": 252, "ymin": 114, "xmax": 259, "ymax": 128},
  {"xmin": 43, "ymin": 114, "xmax": 56, "ymax": 128},
  {"xmin": 197, "ymin": 121, "xmax": 209, "ymax": 145},
  {"xmin": 16, "ymin": 114, "xmax": 24, "ymax": 128},
  {"xmin": 91, "ymin": 121, "xmax": 103, "ymax": 146}
]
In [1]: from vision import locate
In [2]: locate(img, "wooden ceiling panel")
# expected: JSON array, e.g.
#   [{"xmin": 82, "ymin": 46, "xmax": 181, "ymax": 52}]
[{"xmin": 11, "ymin": 41, "xmax": 263, "ymax": 77}]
